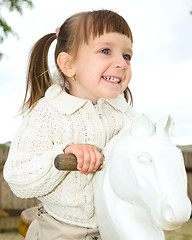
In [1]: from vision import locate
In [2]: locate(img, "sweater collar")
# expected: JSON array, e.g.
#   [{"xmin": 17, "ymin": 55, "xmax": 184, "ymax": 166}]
[{"xmin": 45, "ymin": 84, "xmax": 128, "ymax": 115}]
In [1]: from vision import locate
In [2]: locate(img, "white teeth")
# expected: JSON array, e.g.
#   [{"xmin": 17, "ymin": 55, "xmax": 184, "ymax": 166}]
[{"xmin": 103, "ymin": 76, "xmax": 120, "ymax": 83}]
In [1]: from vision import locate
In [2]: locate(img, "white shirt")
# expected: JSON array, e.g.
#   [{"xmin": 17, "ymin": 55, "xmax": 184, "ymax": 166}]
[{"xmin": 4, "ymin": 84, "xmax": 134, "ymax": 228}]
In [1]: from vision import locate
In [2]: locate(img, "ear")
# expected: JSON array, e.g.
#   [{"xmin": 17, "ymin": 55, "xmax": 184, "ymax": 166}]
[
  {"xmin": 155, "ymin": 115, "xmax": 174, "ymax": 137},
  {"xmin": 57, "ymin": 52, "xmax": 74, "ymax": 78},
  {"xmin": 131, "ymin": 113, "xmax": 155, "ymax": 137}
]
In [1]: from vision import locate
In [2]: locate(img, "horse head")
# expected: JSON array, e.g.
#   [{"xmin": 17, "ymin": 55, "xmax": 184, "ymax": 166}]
[{"xmin": 108, "ymin": 113, "xmax": 191, "ymax": 230}]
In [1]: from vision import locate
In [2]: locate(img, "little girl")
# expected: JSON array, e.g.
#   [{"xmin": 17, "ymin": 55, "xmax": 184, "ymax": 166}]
[{"xmin": 4, "ymin": 9, "xmax": 134, "ymax": 239}]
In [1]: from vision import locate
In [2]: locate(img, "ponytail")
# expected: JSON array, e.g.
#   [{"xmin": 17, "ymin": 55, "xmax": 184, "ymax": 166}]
[{"xmin": 21, "ymin": 33, "xmax": 56, "ymax": 113}]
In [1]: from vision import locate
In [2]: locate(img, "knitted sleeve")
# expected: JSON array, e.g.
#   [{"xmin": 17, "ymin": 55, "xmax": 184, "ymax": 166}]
[{"xmin": 3, "ymin": 100, "xmax": 70, "ymax": 199}]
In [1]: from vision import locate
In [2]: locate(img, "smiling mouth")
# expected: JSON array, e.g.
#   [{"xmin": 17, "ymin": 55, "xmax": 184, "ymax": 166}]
[{"xmin": 102, "ymin": 76, "xmax": 121, "ymax": 83}]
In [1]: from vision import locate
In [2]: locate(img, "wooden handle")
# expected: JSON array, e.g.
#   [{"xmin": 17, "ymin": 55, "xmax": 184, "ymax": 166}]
[
  {"xmin": 54, "ymin": 153, "xmax": 104, "ymax": 171},
  {"xmin": 54, "ymin": 154, "xmax": 78, "ymax": 170}
]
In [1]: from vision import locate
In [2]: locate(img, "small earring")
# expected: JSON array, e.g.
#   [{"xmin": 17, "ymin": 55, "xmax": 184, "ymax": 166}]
[{"xmin": 72, "ymin": 74, "xmax": 76, "ymax": 81}]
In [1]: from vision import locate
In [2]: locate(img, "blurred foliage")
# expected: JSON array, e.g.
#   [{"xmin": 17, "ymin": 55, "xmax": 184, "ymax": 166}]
[{"xmin": 0, "ymin": 0, "xmax": 34, "ymax": 60}]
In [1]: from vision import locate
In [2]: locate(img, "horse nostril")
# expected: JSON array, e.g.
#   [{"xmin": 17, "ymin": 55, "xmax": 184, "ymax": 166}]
[{"xmin": 162, "ymin": 204, "xmax": 175, "ymax": 222}]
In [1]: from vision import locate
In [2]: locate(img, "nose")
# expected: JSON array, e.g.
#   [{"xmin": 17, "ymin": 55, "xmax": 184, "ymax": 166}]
[
  {"xmin": 161, "ymin": 197, "xmax": 191, "ymax": 225},
  {"xmin": 162, "ymin": 204, "xmax": 175, "ymax": 223},
  {"xmin": 113, "ymin": 56, "xmax": 127, "ymax": 69}
]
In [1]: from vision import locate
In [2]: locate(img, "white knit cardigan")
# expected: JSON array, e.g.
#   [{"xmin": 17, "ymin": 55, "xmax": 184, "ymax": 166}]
[{"xmin": 4, "ymin": 84, "xmax": 134, "ymax": 228}]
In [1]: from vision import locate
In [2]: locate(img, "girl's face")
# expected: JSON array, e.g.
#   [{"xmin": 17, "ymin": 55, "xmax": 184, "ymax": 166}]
[{"xmin": 70, "ymin": 32, "xmax": 133, "ymax": 104}]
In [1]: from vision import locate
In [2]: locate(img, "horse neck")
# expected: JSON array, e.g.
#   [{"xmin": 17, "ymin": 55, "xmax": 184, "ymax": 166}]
[{"xmin": 100, "ymin": 165, "xmax": 165, "ymax": 240}]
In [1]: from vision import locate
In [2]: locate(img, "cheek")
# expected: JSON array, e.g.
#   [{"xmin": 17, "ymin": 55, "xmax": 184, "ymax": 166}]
[
  {"xmin": 126, "ymin": 68, "xmax": 132, "ymax": 84},
  {"xmin": 123, "ymin": 68, "xmax": 132, "ymax": 86},
  {"xmin": 121, "ymin": 69, "xmax": 132, "ymax": 92}
]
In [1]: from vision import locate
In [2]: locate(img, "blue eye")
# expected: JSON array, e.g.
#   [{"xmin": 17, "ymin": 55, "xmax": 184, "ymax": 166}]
[
  {"xmin": 100, "ymin": 49, "xmax": 110, "ymax": 55},
  {"xmin": 123, "ymin": 54, "xmax": 131, "ymax": 61}
]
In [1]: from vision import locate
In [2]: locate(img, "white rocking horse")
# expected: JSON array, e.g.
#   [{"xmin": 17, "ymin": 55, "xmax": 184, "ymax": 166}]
[{"xmin": 94, "ymin": 113, "xmax": 191, "ymax": 240}]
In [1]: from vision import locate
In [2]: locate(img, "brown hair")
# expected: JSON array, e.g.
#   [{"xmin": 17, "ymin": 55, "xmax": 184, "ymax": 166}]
[{"xmin": 21, "ymin": 9, "xmax": 133, "ymax": 113}]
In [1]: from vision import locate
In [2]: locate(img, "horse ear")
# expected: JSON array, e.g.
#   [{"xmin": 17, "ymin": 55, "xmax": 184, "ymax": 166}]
[
  {"xmin": 131, "ymin": 113, "xmax": 155, "ymax": 137},
  {"xmin": 155, "ymin": 115, "xmax": 174, "ymax": 136}
]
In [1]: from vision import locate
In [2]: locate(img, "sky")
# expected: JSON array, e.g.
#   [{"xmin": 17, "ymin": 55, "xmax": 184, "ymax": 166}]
[{"xmin": 0, "ymin": 0, "xmax": 192, "ymax": 144}]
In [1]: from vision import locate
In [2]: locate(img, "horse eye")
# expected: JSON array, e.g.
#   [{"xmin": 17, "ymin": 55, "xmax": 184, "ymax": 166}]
[{"xmin": 137, "ymin": 153, "xmax": 153, "ymax": 165}]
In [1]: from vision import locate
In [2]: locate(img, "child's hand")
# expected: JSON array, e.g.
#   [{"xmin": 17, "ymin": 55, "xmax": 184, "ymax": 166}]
[{"xmin": 64, "ymin": 144, "xmax": 102, "ymax": 175}]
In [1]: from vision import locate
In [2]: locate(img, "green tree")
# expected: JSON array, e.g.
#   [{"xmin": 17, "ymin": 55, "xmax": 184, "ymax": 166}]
[{"xmin": 0, "ymin": 0, "xmax": 34, "ymax": 60}]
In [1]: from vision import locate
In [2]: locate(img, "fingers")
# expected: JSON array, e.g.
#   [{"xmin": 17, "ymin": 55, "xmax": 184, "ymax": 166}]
[
  {"xmin": 93, "ymin": 150, "xmax": 103, "ymax": 172},
  {"xmin": 64, "ymin": 144, "xmax": 102, "ymax": 175},
  {"xmin": 84, "ymin": 149, "xmax": 97, "ymax": 174}
]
